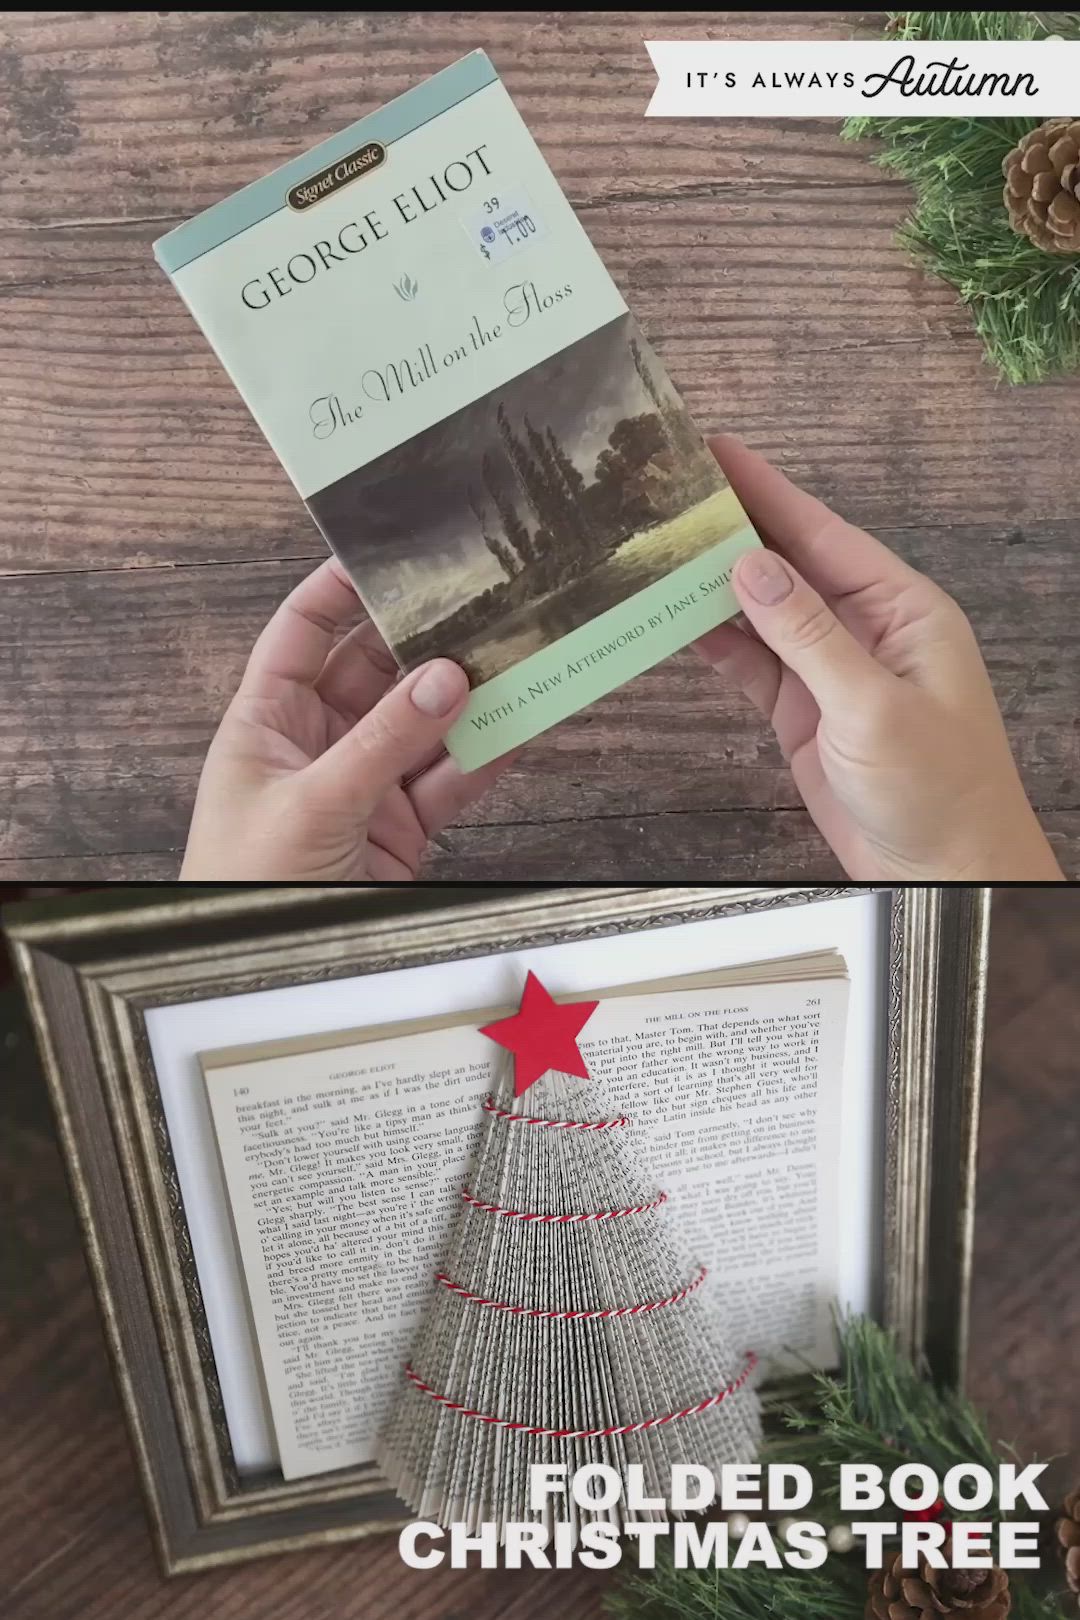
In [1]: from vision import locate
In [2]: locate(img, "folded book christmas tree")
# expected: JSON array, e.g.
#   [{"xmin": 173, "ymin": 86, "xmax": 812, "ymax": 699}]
[{"xmin": 377, "ymin": 972, "xmax": 761, "ymax": 1535}]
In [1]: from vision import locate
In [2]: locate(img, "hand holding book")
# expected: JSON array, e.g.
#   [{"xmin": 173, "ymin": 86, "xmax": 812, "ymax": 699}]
[
  {"xmin": 155, "ymin": 54, "xmax": 766, "ymax": 765},
  {"xmin": 693, "ymin": 436, "xmax": 1063, "ymax": 883},
  {"xmin": 180, "ymin": 557, "xmax": 512, "ymax": 882},
  {"xmin": 179, "ymin": 437, "xmax": 1061, "ymax": 883}
]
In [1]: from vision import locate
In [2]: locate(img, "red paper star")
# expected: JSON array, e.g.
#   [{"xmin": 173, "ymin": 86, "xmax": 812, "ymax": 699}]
[{"xmin": 480, "ymin": 971, "xmax": 599, "ymax": 1097}]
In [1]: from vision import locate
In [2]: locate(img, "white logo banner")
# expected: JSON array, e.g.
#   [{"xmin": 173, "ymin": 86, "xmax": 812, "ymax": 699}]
[{"xmin": 644, "ymin": 38, "xmax": 1080, "ymax": 118}]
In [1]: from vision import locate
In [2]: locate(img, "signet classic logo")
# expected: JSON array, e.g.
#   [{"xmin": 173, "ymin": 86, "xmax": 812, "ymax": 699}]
[{"xmin": 287, "ymin": 140, "xmax": 387, "ymax": 212}]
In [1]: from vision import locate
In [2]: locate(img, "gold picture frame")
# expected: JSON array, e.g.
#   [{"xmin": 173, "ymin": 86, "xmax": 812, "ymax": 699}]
[{"xmin": 4, "ymin": 883, "xmax": 990, "ymax": 1575}]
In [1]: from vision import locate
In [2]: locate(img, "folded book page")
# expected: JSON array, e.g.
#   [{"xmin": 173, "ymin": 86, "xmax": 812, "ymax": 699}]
[{"xmin": 378, "ymin": 1063, "xmax": 764, "ymax": 1536}]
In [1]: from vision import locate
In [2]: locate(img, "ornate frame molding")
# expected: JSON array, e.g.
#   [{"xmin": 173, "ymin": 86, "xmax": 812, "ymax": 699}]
[{"xmin": 5, "ymin": 883, "xmax": 989, "ymax": 1573}]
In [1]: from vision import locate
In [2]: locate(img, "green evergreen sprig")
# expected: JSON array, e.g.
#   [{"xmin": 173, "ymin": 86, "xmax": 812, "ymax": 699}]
[
  {"xmin": 606, "ymin": 1315, "xmax": 1063, "ymax": 1620},
  {"xmin": 767, "ymin": 1313, "xmax": 1002, "ymax": 1513},
  {"xmin": 841, "ymin": 11, "xmax": 1080, "ymax": 383},
  {"xmin": 608, "ymin": 1556, "xmax": 868, "ymax": 1620}
]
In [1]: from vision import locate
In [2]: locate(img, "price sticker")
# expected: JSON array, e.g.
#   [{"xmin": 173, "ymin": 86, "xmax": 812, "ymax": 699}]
[{"xmin": 461, "ymin": 187, "xmax": 547, "ymax": 264}]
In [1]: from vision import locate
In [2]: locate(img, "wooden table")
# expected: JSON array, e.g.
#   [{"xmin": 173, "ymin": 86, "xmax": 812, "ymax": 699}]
[
  {"xmin": 3, "ymin": 12, "xmax": 1078, "ymax": 881},
  {"xmin": 3, "ymin": 885, "xmax": 1078, "ymax": 1618}
]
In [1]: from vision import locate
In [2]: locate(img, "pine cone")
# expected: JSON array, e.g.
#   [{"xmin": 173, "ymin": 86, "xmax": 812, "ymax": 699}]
[
  {"xmin": 1002, "ymin": 118, "xmax": 1080, "ymax": 253},
  {"xmin": 1057, "ymin": 1487, "xmax": 1080, "ymax": 1602},
  {"xmin": 866, "ymin": 1544, "xmax": 1011, "ymax": 1620}
]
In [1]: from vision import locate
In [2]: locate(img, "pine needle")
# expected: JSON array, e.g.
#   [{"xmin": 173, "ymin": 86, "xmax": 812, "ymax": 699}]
[
  {"xmin": 606, "ymin": 1314, "xmax": 1064, "ymax": 1620},
  {"xmin": 609, "ymin": 1555, "xmax": 868, "ymax": 1620},
  {"xmin": 841, "ymin": 10, "xmax": 1080, "ymax": 383}
]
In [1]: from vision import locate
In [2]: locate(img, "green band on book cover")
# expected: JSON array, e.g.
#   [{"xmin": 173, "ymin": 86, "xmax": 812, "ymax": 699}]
[
  {"xmin": 154, "ymin": 50, "xmax": 498, "ymax": 275},
  {"xmin": 447, "ymin": 524, "xmax": 761, "ymax": 771}
]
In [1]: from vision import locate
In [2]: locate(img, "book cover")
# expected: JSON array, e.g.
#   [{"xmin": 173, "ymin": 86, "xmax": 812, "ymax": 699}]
[{"xmin": 154, "ymin": 51, "xmax": 762, "ymax": 769}]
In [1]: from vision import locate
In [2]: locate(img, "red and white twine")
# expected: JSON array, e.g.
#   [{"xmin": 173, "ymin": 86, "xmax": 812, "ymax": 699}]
[
  {"xmin": 482, "ymin": 1096, "xmax": 629, "ymax": 1131},
  {"xmin": 461, "ymin": 1185, "xmax": 668, "ymax": 1223},
  {"xmin": 403, "ymin": 1351, "xmax": 757, "ymax": 1438},
  {"xmin": 433, "ymin": 1264, "xmax": 708, "ymax": 1320},
  {"xmin": 415, "ymin": 1083, "xmax": 757, "ymax": 1437}
]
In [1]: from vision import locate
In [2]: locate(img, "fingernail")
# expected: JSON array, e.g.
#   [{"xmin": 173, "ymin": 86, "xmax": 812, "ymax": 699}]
[
  {"xmin": 410, "ymin": 660, "xmax": 467, "ymax": 717},
  {"xmin": 737, "ymin": 550, "xmax": 793, "ymax": 606}
]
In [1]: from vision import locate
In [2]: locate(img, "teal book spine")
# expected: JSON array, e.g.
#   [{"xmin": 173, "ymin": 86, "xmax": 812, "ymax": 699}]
[{"xmin": 155, "ymin": 50, "xmax": 761, "ymax": 769}]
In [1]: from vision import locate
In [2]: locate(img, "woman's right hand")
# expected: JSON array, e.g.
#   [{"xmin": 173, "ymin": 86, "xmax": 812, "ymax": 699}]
[{"xmin": 695, "ymin": 436, "xmax": 1063, "ymax": 881}]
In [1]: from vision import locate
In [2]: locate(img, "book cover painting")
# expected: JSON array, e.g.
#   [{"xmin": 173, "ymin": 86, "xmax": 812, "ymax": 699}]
[{"xmin": 307, "ymin": 311, "xmax": 753, "ymax": 735}]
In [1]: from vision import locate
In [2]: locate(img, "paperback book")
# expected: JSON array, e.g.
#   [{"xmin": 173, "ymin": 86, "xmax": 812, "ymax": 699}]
[{"xmin": 154, "ymin": 51, "xmax": 763, "ymax": 768}]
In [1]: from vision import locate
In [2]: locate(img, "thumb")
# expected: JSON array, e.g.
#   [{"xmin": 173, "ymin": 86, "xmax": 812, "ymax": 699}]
[
  {"xmin": 304, "ymin": 658, "xmax": 470, "ymax": 816},
  {"xmin": 731, "ymin": 549, "xmax": 889, "ymax": 714}
]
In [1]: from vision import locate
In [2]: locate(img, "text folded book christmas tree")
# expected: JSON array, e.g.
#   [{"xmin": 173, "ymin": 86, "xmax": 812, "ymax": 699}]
[{"xmin": 377, "ymin": 972, "xmax": 762, "ymax": 1535}]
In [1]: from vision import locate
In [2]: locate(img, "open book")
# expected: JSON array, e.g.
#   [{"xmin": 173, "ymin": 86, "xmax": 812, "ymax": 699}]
[{"xmin": 200, "ymin": 951, "xmax": 849, "ymax": 1481}]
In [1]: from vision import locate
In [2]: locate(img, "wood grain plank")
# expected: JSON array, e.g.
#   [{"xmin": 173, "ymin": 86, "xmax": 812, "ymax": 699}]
[
  {"xmin": 2, "ymin": 5, "xmax": 1078, "ymax": 875},
  {"xmin": 2, "ymin": 201, "xmax": 1071, "ymax": 574},
  {"xmin": 2, "ymin": 514, "xmax": 1076, "ymax": 872},
  {"xmin": 0, "ymin": 853, "xmax": 182, "ymax": 879},
  {"xmin": 0, "ymin": 11, "xmax": 889, "ymax": 228},
  {"xmin": 0, "ymin": 815, "xmax": 841, "ymax": 881},
  {"xmin": 972, "ymin": 888, "xmax": 1080, "ymax": 1501},
  {"xmin": 424, "ymin": 810, "xmax": 844, "ymax": 878},
  {"xmin": 4, "ymin": 804, "xmax": 1080, "ymax": 883},
  {"xmin": 427, "ymin": 812, "xmax": 1080, "ymax": 880}
]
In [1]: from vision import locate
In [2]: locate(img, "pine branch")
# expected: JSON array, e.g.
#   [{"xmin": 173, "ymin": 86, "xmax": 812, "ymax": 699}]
[
  {"xmin": 606, "ymin": 1314, "xmax": 1065, "ymax": 1620},
  {"xmin": 766, "ymin": 1313, "xmax": 1003, "ymax": 1516},
  {"xmin": 899, "ymin": 204, "xmax": 1080, "ymax": 384},
  {"xmin": 609, "ymin": 1554, "xmax": 868, "ymax": 1620},
  {"xmin": 840, "ymin": 9, "xmax": 1080, "ymax": 383}
]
